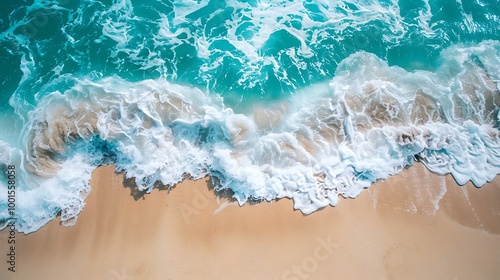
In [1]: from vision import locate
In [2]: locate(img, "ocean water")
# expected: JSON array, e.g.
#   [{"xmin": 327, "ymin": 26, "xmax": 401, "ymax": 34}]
[{"xmin": 0, "ymin": 0, "xmax": 499, "ymax": 233}]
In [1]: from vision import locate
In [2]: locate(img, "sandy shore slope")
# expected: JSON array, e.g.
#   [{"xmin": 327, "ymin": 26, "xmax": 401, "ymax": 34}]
[{"xmin": 1, "ymin": 163, "xmax": 500, "ymax": 280}]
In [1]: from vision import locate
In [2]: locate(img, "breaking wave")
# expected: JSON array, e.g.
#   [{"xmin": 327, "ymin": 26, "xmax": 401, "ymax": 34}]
[{"xmin": 1, "ymin": 41, "xmax": 499, "ymax": 233}]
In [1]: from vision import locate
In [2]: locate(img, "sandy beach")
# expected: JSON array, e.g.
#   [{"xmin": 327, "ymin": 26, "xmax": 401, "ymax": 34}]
[{"xmin": 1, "ymin": 163, "xmax": 500, "ymax": 280}]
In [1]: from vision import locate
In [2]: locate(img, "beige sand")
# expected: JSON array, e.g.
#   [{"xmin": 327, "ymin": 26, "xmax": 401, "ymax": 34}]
[{"xmin": 1, "ymin": 163, "xmax": 500, "ymax": 280}]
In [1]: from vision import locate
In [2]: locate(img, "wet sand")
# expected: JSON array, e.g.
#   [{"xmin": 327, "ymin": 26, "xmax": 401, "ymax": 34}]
[{"xmin": 1, "ymin": 163, "xmax": 500, "ymax": 280}]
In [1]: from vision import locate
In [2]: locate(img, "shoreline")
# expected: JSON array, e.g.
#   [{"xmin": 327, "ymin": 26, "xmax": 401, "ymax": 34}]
[{"xmin": 1, "ymin": 163, "xmax": 500, "ymax": 279}]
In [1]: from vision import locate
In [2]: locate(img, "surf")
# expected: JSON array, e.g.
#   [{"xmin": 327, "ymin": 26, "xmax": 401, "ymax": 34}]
[{"xmin": 0, "ymin": 0, "xmax": 499, "ymax": 233}]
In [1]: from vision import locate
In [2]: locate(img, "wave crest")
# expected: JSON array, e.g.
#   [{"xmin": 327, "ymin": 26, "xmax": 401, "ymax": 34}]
[{"xmin": 1, "ymin": 43, "xmax": 499, "ymax": 233}]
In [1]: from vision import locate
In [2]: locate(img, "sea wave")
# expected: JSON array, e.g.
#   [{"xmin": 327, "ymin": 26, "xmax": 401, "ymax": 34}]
[{"xmin": 1, "ymin": 41, "xmax": 499, "ymax": 233}]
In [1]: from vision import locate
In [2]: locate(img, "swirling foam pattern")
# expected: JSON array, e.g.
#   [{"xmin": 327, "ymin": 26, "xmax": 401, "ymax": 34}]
[{"xmin": 0, "ymin": 0, "xmax": 499, "ymax": 232}]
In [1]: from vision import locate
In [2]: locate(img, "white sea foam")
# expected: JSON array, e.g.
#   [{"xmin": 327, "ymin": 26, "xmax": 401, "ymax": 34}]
[
  {"xmin": 149, "ymin": 0, "xmax": 408, "ymax": 88},
  {"xmin": 0, "ymin": 41, "xmax": 499, "ymax": 233}
]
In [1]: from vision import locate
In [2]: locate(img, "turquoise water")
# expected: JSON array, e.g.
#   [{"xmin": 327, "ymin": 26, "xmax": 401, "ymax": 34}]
[{"xmin": 0, "ymin": 0, "xmax": 499, "ymax": 233}]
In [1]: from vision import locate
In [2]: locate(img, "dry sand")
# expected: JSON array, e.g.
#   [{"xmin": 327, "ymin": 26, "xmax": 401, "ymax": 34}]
[{"xmin": 1, "ymin": 163, "xmax": 500, "ymax": 280}]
